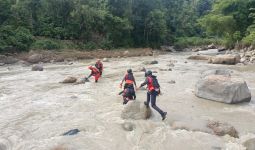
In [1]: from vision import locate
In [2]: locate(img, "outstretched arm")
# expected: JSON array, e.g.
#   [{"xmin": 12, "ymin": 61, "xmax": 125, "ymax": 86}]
[{"xmin": 139, "ymin": 78, "xmax": 148, "ymax": 88}]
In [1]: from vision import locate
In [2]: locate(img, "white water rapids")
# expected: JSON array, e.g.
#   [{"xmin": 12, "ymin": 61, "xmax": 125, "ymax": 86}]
[{"xmin": 0, "ymin": 52, "xmax": 255, "ymax": 150}]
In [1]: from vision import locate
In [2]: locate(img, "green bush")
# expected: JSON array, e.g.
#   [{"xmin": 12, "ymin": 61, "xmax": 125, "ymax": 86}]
[
  {"xmin": 99, "ymin": 39, "xmax": 113, "ymax": 50},
  {"xmin": 31, "ymin": 39, "xmax": 61, "ymax": 50},
  {"xmin": 0, "ymin": 25, "xmax": 34, "ymax": 52},
  {"xmin": 242, "ymin": 31, "xmax": 255, "ymax": 46},
  {"xmin": 82, "ymin": 42, "xmax": 97, "ymax": 50}
]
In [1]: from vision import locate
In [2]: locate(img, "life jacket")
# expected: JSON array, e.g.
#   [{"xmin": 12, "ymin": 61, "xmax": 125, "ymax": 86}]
[
  {"xmin": 147, "ymin": 75, "xmax": 160, "ymax": 92},
  {"xmin": 125, "ymin": 73, "xmax": 134, "ymax": 84},
  {"xmin": 90, "ymin": 67, "xmax": 100, "ymax": 75}
]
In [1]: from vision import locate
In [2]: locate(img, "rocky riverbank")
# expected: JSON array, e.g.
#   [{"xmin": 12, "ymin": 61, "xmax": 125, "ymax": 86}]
[{"xmin": 0, "ymin": 48, "xmax": 155, "ymax": 66}]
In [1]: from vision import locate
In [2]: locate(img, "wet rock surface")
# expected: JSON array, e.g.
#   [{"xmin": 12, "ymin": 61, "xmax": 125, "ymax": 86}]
[
  {"xmin": 61, "ymin": 76, "xmax": 77, "ymax": 83},
  {"xmin": 121, "ymin": 101, "xmax": 152, "ymax": 120},
  {"xmin": 27, "ymin": 54, "xmax": 43, "ymax": 63},
  {"xmin": 31, "ymin": 65, "xmax": 44, "ymax": 71},
  {"xmin": 122, "ymin": 122, "xmax": 135, "ymax": 131},
  {"xmin": 207, "ymin": 120, "xmax": 239, "ymax": 138},
  {"xmin": 208, "ymin": 54, "xmax": 241, "ymax": 65}
]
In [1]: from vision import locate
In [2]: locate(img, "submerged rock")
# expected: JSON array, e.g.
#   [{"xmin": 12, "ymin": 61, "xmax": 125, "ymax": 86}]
[
  {"xmin": 31, "ymin": 65, "xmax": 44, "ymax": 71},
  {"xmin": 62, "ymin": 129, "xmax": 80, "ymax": 136},
  {"xmin": 207, "ymin": 120, "xmax": 239, "ymax": 138},
  {"xmin": 75, "ymin": 77, "xmax": 86, "ymax": 84},
  {"xmin": 61, "ymin": 76, "xmax": 77, "ymax": 83},
  {"xmin": 122, "ymin": 122, "xmax": 135, "ymax": 131},
  {"xmin": 121, "ymin": 101, "xmax": 152, "ymax": 120},
  {"xmin": 143, "ymin": 60, "xmax": 158, "ymax": 65},
  {"xmin": 195, "ymin": 70, "xmax": 251, "ymax": 104},
  {"xmin": 168, "ymin": 80, "xmax": 176, "ymax": 84},
  {"xmin": 243, "ymin": 138, "xmax": 255, "ymax": 150}
]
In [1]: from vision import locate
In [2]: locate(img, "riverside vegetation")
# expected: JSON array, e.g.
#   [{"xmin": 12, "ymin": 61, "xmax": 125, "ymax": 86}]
[{"xmin": 1, "ymin": 0, "xmax": 255, "ymax": 53}]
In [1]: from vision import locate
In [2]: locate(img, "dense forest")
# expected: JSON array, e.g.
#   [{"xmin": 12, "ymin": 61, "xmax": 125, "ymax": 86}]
[{"xmin": 0, "ymin": 0, "xmax": 255, "ymax": 52}]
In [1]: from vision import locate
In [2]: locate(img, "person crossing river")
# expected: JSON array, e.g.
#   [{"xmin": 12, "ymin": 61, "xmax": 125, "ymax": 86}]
[
  {"xmin": 95, "ymin": 59, "xmax": 103, "ymax": 75},
  {"xmin": 137, "ymin": 70, "xmax": 167, "ymax": 120},
  {"xmin": 86, "ymin": 66, "xmax": 101, "ymax": 83},
  {"xmin": 119, "ymin": 69, "xmax": 137, "ymax": 99}
]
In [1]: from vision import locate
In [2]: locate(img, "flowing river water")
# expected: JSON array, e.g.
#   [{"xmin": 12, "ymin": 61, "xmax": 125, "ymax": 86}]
[{"xmin": 0, "ymin": 52, "xmax": 255, "ymax": 150}]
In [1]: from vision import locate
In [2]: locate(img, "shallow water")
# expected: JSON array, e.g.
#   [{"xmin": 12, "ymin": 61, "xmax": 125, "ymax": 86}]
[{"xmin": 0, "ymin": 52, "xmax": 254, "ymax": 150}]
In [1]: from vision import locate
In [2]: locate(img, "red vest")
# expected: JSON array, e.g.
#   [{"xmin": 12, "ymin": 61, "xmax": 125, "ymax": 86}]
[
  {"xmin": 125, "ymin": 74, "xmax": 134, "ymax": 84},
  {"xmin": 147, "ymin": 76, "xmax": 155, "ymax": 91},
  {"xmin": 91, "ymin": 67, "xmax": 99, "ymax": 75}
]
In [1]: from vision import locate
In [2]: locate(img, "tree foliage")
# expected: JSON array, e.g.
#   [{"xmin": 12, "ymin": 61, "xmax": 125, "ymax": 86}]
[{"xmin": 1, "ymin": 0, "xmax": 255, "ymax": 52}]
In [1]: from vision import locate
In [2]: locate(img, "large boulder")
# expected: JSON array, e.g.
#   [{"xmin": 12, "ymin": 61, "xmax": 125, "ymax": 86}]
[
  {"xmin": 121, "ymin": 101, "xmax": 152, "ymax": 120},
  {"xmin": 61, "ymin": 77, "xmax": 77, "ymax": 84},
  {"xmin": 195, "ymin": 70, "xmax": 251, "ymax": 104},
  {"xmin": 31, "ymin": 65, "xmax": 44, "ymax": 71},
  {"xmin": 208, "ymin": 54, "xmax": 241, "ymax": 65},
  {"xmin": 187, "ymin": 55, "xmax": 212, "ymax": 60},
  {"xmin": 243, "ymin": 138, "xmax": 255, "ymax": 150},
  {"xmin": 207, "ymin": 120, "xmax": 239, "ymax": 138},
  {"xmin": 27, "ymin": 54, "xmax": 43, "ymax": 63}
]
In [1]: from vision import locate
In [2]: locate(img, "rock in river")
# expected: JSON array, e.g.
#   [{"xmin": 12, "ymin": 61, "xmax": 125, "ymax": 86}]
[
  {"xmin": 207, "ymin": 120, "xmax": 239, "ymax": 138},
  {"xmin": 143, "ymin": 60, "xmax": 158, "ymax": 65},
  {"xmin": 195, "ymin": 70, "xmax": 251, "ymax": 104},
  {"xmin": 121, "ymin": 101, "xmax": 152, "ymax": 120},
  {"xmin": 27, "ymin": 54, "xmax": 43, "ymax": 63},
  {"xmin": 31, "ymin": 65, "xmax": 44, "ymax": 71},
  {"xmin": 208, "ymin": 54, "xmax": 241, "ymax": 65},
  {"xmin": 61, "ymin": 76, "xmax": 77, "ymax": 84}
]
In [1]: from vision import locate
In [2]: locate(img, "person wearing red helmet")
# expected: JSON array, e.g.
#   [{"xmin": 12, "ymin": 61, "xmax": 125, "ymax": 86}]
[
  {"xmin": 95, "ymin": 59, "xmax": 103, "ymax": 75},
  {"xmin": 87, "ymin": 66, "xmax": 101, "ymax": 82},
  {"xmin": 137, "ymin": 70, "xmax": 167, "ymax": 120}
]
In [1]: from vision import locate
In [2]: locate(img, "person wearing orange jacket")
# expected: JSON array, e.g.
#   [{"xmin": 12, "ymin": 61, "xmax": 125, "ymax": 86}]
[
  {"xmin": 137, "ymin": 70, "xmax": 167, "ymax": 120},
  {"xmin": 119, "ymin": 69, "xmax": 136, "ymax": 99},
  {"xmin": 95, "ymin": 59, "xmax": 103, "ymax": 75},
  {"xmin": 87, "ymin": 66, "xmax": 101, "ymax": 82}
]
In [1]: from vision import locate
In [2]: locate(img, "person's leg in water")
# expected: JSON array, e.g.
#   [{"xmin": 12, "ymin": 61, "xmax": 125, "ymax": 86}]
[
  {"xmin": 150, "ymin": 90, "xmax": 167, "ymax": 120},
  {"xmin": 95, "ymin": 73, "xmax": 100, "ymax": 83},
  {"xmin": 123, "ymin": 97, "xmax": 128, "ymax": 104},
  {"xmin": 144, "ymin": 92, "xmax": 151, "ymax": 108},
  {"xmin": 130, "ymin": 85, "xmax": 136, "ymax": 100}
]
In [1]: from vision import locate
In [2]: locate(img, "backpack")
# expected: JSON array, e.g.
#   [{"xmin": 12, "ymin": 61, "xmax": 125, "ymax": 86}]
[{"xmin": 151, "ymin": 75, "xmax": 160, "ymax": 89}]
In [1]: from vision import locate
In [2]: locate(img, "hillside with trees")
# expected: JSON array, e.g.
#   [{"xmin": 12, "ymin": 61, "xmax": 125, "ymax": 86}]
[{"xmin": 0, "ymin": 0, "xmax": 255, "ymax": 52}]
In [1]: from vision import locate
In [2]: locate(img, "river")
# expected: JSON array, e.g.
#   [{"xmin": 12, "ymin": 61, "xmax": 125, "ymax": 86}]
[{"xmin": 0, "ymin": 52, "xmax": 254, "ymax": 150}]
